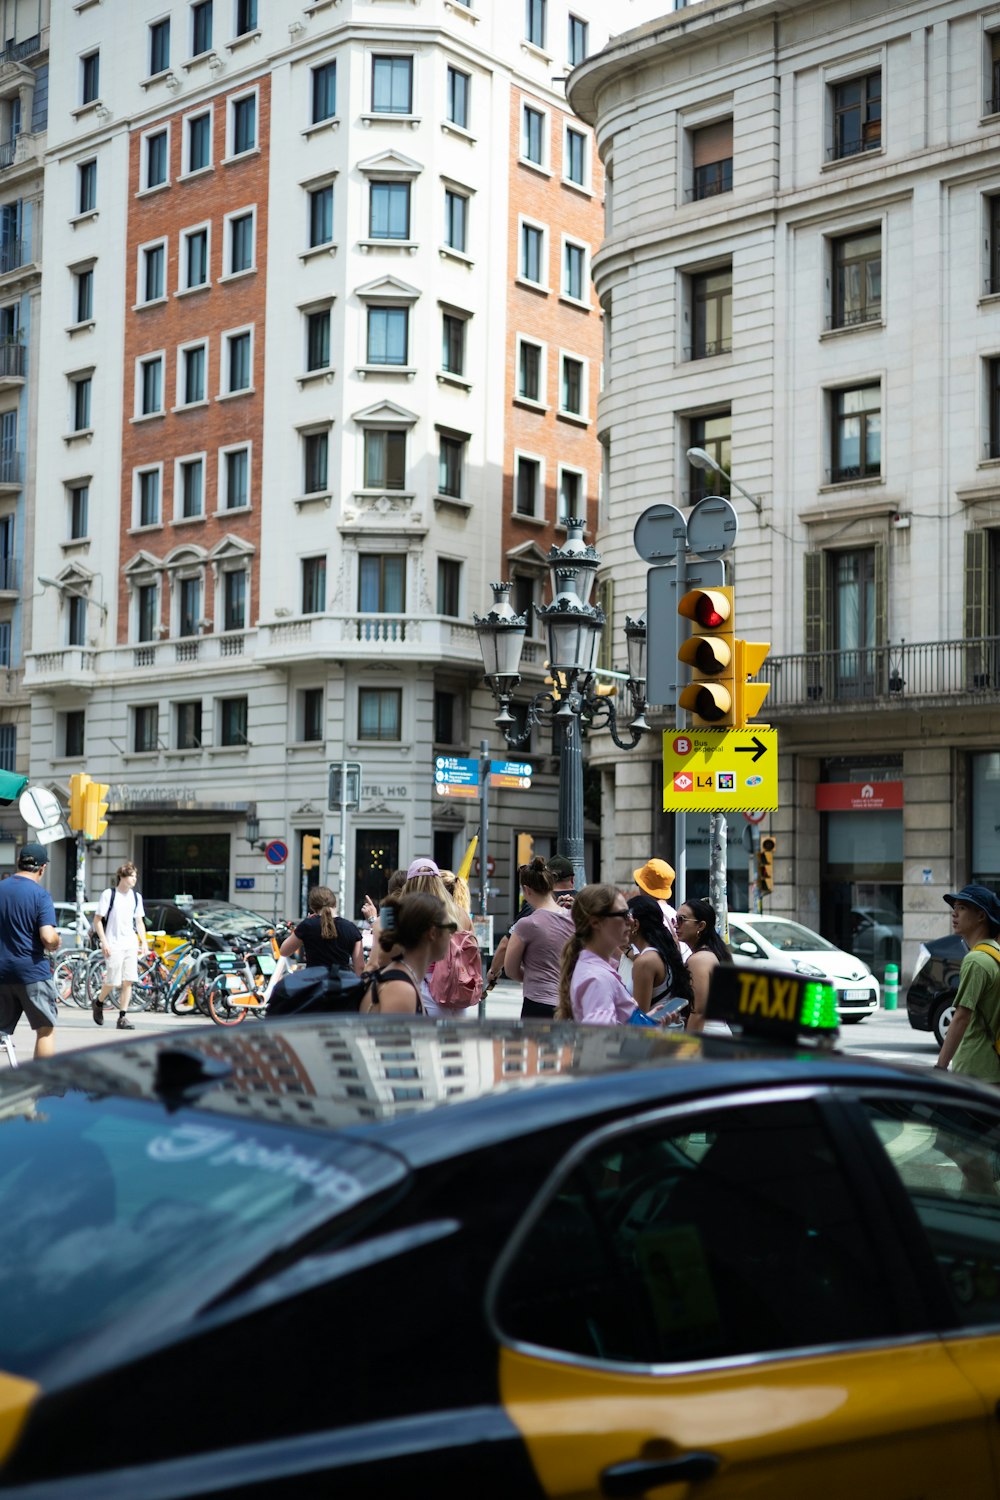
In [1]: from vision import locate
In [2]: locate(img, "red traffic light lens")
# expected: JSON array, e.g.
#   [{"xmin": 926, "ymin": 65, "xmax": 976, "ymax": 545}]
[{"xmin": 696, "ymin": 598, "xmax": 725, "ymax": 628}]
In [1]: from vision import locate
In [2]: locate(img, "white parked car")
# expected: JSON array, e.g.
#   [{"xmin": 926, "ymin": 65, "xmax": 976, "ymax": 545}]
[
  {"xmin": 53, "ymin": 902, "xmax": 98, "ymax": 949},
  {"xmin": 726, "ymin": 912, "xmax": 881, "ymax": 1022}
]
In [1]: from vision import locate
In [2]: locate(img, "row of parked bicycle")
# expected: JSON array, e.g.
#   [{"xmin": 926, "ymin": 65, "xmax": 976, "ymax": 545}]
[{"xmin": 52, "ymin": 921, "xmax": 297, "ymax": 1028}]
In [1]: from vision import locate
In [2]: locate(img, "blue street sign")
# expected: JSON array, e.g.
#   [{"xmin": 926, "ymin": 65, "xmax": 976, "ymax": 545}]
[
  {"xmin": 235, "ymin": 877, "xmax": 255, "ymax": 891},
  {"xmin": 264, "ymin": 839, "xmax": 289, "ymax": 866},
  {"xmin": 434, "ymin": 756, "xmax": 478, "ymax": 785},
  {"xmin": 490, "ymin": 759, "xmax": 532, "ymax": 789}
]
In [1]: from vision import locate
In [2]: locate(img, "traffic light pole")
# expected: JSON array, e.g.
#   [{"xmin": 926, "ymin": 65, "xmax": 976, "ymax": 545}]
[
  {"xmin": 673, "ymin": 552, "xmax": 688, "ymax": 907},
  {"xmin": 75, "ymin": 833, "xmax": 87, "ymax": 947}
]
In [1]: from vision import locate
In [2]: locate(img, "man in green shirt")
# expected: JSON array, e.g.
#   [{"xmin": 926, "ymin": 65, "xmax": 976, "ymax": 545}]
[{"xmin": 936, "ymin": 883, "xmax": 1000, "ymax": 1083}]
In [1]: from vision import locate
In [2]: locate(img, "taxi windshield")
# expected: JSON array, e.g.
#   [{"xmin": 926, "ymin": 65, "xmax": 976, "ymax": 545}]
[
  {"xmin": 748, "ymin": 919, "xmax": 838, "ymax": 953},
  {"xmin": 0, "ymin": 1091, "xmax": 402, "ymax": 1379}
]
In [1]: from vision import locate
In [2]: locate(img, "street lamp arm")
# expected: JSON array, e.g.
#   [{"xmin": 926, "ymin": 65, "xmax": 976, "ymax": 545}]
[{"xmin": 583, "ymin": 697, "xmax": 645, "ymax": 751}]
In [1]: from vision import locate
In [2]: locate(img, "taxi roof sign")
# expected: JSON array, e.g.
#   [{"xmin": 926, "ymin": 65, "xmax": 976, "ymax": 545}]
[{"xmin": 707, "ymin": 964, "xmax": 839, "ymax": 1044}]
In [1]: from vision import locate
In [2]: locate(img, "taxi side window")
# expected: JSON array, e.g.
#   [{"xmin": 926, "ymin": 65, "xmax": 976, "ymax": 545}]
[
  {"xmin": 728, "ymin": 923, "xmax": 765, "ymax": 959},
  {"xmin": 863, "ymin": 1096, "xmax": 1000, "ymax": 1328},
  {"xmin": 496, "ymin": 1100, "xmax": 900, "ymax": 1366}
]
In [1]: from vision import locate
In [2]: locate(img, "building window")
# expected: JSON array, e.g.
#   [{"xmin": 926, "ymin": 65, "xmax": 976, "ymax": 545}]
[
  {"xmin": 560, "ymin": 355, "xmax": 584, "ymax": 417},
  {"xmin": 437, "ymin": 558, "xmax": 461, "ymax": 617},
  {"xmin": 231, "ymin": 93, "xmax": 257, "ymax": 155},
  {"xmin": 830, "ymin": 548, "xmax": 878, "ymax": 692},
  {"xmin": 305, "ymin": 308, "xmax": 331, "ymax": 371},
  {"xmin": 359, "ymin": 554, "xmax": 405, "ymax": 613},
  {"xmin": 308, "ymin": 183, "xmax": 333, "ymax": 247},
  {"xmin": 831, "ymin": 230, "xmax": 881, "ymax": 328},
  {"xmin": 563, "ymin": 240, "xmax": 586, "ymax": 301},
  {"xmin": 441, "ymin": 313, "xmax": 466, "ymax": 376},
  {"xmin": 518, "ymin": 339, "xmax": 543, "ymax": 402},
  {"xmin": 75, "ymin": 266, "xmax": 93, "ymax": 323},
  {"xmin": 69, "ymin": 483, "xmax": 89, "ymax": 539},
  {"xmin": 434, "ymin": 690, "xmax": 456, "ymax": 743},
  {"xmin": 312, "ymin": 61, "xmax": 337, "ymax": 123},
  {"xmin": 372, "ymin": 55, "xmax": 413, "ymax": 114},
  {"xmin": 358, "ymin": 687, "xmax": 401, "ymax": 741},
  {"xmin": 568, "ymin": 13, "xmax": 588, "ymax": 65},
  {"xmin": 0, "ymin": 511, "xmax": 12, "ymax": 581},
  {"xmin": 141, "ymin": 242, "xmax": 165, "ymax": 303},
  {"xmin": 225, "ymin": 329, "xmax": 252, "ymax": 392},
  {"xmin": 565, "ymin": 127, "xmax": 586, "ymax": 187},
  {"xmin": 183, "ymin": 226, "xmax": 209, "ymax": 289},
  {"xmin": 65, "ymin": 709, "xmax": 85, "ymax": 756},
  {"xmin": 438, "ymin": 434, "xmax": 465, "ymax": 498},
  {"xmin": 831, "ymin": 72, "xmax": 881, "ymax": 160},
  {"xmin": 831, "ymin": 384, "xmax": 881, "ymax": 481},
  {"xmin": 302, "ymin": 555, "xmax": 327, "ymax": 614},
  {"xmin": 364, "ymin": 429, "xmax": 406, "ymax": 490},
  {"xmin": 179, "ymin": 577, "xmax": 201, "ymax": 637},
  {"xmin": 0, "ymin": 623, "xmax": 10, "ymax": 669},
  {"xmin": 78, "ymin": 159, "xmax": 97, "ymax": 214},
  {"xmin": 515, "ymin": 454, "xmax": 541, "ymax": 517},
  {"xmin": 301, "ymin": 687, "xmax": 324, "ymax": 742},
  {"xmin": 181, "ymin": 343, "xmax": 206, "ymax": 405},
  {"xmin": 520, "ymin": 222, "xmax": 544, "ymax": 284},
  {"xmin": 187, "ymin": 111, "xmax": 211, "ymax": 173},
  {"xmin": 688, "ymin": 412, "xmax": 731, "ymax": 500},
  {"xmin": 145, "ymin": 128, "xmax": 168, "ymax": 188},
  {"xmin": 139, "ymin": 355, "xmax": 163, "ymax": 416},
  {"xmin": 691, "ymin": 120, "xmax": 733, "ymax": 199},
  {"xmin": 691, "ymin": 266, "xmax": 732, "ymax": 357},
  {"xmin": 191, "ymin": 0, "xmax": 213, "ymax": 57},
  {"xmin": 989, "ymin": 359, "xmax": 1000, "ymax": 460},
  {"xmin": 134, "ymin": 704, "xmax": 158, "ymax": 753},
  {"xmin": 366, "ymin": 306, "xmax": 408, "ymax": 366},
  {"xmin": 0, "ymin": 723, "xmax": 14, "ymax": 771},
  {"xmin": 228, "ymin": 211, "xmax": 254, "ymax": 274},
  {"xmin": 447, "ymin": 66, "xmax": 469, "ymax": 129},
  {"xmin": 149, "ymin": 18, "xmax": 170, "ymax": 76},
  {"xmin": 72, "ymin": 374, "xmax": 92, "ymax": 432},
  {"xmin": 558, "ymin": 467, "xmax": 583, "ymax": 525},
  {"xmin": 67, "ymin": 595, "xmax": 87, "ymax": 647},
  {"xmin": 223, "ymin": 571, "xmax": 246, "ymax": 632},
  {"xmin": 176, "ymin": 699, "xmax": 203, "ymax": 749},
  {"xmin": 370, "ymin": 181, "xmax": 410, "ymax": 240},
  {"xmin": 223, "ymin": 446, "xmax": 249, "ymax": 509},
  {"xmin": 137, "ymin": 584, "xmax": 158, "ymax": 642},
  {"xmin": 179, "ymin": 457, "xmax": 204, "ymax": 518},
  {"xmin": 525, "ymin": 0, "xmax": 546, "ymax": 49},
  {"xmin": 303, "ymin": 431, "xmax": 329, "ymax": 493},
  {"xmin": 444, "ymin": 189, "xmax": 468, "ymax": 252},
  {"xmin": 81, "ymin": 50, "xmax": 100, "ymax": 105},
  {"xmin": 522, "ymin": 105, "xmax": 545, "ymax": 166},
  {"xmin": 138, "ymin": 468, "xmax": 160, "ymax": 527},
  {"xmin": 236, "ymin": 0, "xmax": 257, "ymax": 36}
]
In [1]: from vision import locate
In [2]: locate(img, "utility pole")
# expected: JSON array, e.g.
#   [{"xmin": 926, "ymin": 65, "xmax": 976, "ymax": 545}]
[{"xmin": 478, "ymin": 738, "xmax": 489, "ymax": 921}]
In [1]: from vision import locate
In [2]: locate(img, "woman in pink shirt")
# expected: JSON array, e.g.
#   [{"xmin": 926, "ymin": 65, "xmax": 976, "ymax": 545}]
[
  {"xmin": 555, "ymin": 884, "xmax": 637, "ymax": 1025},
  {"xmin": 504, "ymin": 857, "xmax": 574, "ymax": 1019}
]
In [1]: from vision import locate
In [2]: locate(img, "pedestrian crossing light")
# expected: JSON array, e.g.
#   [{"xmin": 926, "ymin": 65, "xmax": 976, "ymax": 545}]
[
  {"xmin": 677, "ymin": 586, "xmax": 736, "ymax": 727},
  {"xmin": 68, "ymin": 772, "xmax": 92, "ymax": 832},
  {"xmin": 757, "ymin": 834, "xmax": 777, "ymax": 896},
  {"xmin": 302, "ymin": 834, "xmax": 321, "ymax": 871},
  {"xmin": 83, "ymin": 780, "xmax": 109, "ymax": 841}
]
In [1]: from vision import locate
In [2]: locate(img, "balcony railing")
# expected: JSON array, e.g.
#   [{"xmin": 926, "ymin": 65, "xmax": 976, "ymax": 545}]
[
  {"xmin": 0, "ymin": 555, "xmax": 18, "ymax": 590},
  {"xmin": 826, "ymin": 304, "xmax": 882, "ymax": 330},
  {"xmin": 687, "ymin": 337, "xmax": 733, "ymax": 359},
  {"xmin": 827, "ymin": 130, "xmax": 882, "ymax": 162},
  {"xmin": 762, "ymin": 637, "xmax": 1000, "ymax": 709},
  {"xmin": 0, "ymin": 240, "xmax": 26, "ymax": 276},
  {"xmin": 0, "ymin": 35, "xmax": 40, "ymax": 67},
  {"xmin": 0, "ymin": 451, "xmax": 22, "ymax": 485},
  {"xmin": 0, "ymin": 341, "xmax": 24, "ymax": 378}
]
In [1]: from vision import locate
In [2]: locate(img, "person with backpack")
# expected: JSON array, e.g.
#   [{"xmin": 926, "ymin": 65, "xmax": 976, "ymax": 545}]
[
  {"xmin": 361, "ymin": 892, "xmax": 455, "ymax": 1016},
  {"xmin": 280, "ymin": 887, "xmax": 363, "ymax": 975},
  {"xmin": 936, "ymin": 884, "xmax": 1000, "ymax": 1083},
  {"xmin": 402, "ymin": 858, "xmax": 481, "ymax": 1016},
  {"xmin": 92, "ymin": 863, "xmax": 148, "ymax": 1031}
]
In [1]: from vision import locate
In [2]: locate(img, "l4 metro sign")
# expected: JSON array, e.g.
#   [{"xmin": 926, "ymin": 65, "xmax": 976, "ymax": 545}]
[{"xmin": 662, "ymin": 727, "xmax": 778, "ymax": 812}]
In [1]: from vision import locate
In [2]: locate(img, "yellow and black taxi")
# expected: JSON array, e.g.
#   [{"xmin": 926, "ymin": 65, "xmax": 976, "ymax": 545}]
[{"xmin": 2, "ymin": 969, "xmax": 1000, "ymax": 1498}]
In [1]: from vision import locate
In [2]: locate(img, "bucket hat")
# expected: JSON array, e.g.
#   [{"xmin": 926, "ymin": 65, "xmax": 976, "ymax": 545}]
[
  {"xmin": 944, "ymin": 884, "xmax": 1000, "ymax": 928},
  {"xmin": 633, "ymin": 858, "xmax": 675, "ymax": 900}
]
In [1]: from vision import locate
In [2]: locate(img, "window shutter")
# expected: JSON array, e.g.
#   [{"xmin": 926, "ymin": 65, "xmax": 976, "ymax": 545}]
[
  {"xmin": 964, "ymin": 528, "xmax": 989, "ymax": 640},
  {"xmin": 596, "ymin": 576, "xmax": 614, "ymax": 672},
  {"xmin": 804, "ymin": 550, "xmax": 826, "ymax": 654},
  {"xmin": 873, "ymin": 541, "xmax": 888, "ymax": 647},
  {"xmin": 692, "ymin": 120, "xmax": 733, "ymax": 167}
]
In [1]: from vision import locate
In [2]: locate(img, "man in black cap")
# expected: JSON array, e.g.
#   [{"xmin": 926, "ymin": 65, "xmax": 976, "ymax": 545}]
[
  {"xmin": 936, "ymin": 883, "xmax": 1000, "ymax": 1083},
  {"xmin": 0, "ymin": 842, "xmax": 61, "ymax": 1059}
]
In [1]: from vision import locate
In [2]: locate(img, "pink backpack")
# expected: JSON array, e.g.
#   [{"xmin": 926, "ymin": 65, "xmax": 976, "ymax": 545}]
[{"xmin": 429, "ymin": 930, "xmax": 483, "ymax": 1009}]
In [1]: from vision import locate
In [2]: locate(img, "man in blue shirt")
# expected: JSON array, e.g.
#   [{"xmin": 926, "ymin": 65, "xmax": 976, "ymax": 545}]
[{"xmin": 0, "ymin": 842, "xmax": 61, "ymax": 1058}]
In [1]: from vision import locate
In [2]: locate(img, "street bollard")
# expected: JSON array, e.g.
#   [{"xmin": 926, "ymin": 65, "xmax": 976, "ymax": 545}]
[{"xmin": 883, "ymin": 962, "xmax": 899, "ymax": 1011}]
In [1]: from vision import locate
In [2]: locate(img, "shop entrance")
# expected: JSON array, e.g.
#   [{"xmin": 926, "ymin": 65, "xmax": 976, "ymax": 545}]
[
  {"xmin": 818, "ymin": 758, "xmax": 902, "ymax": 969},
  {"xmin": 142, "ymin": 834, "xmax": 231, "ymax": 902},
  {"xmin": 353, "ymin": 829, "xmax": 399, "ymax": 922}
]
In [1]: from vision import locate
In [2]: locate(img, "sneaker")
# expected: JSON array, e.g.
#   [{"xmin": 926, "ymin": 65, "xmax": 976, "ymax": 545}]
[
  {"xmin": 91, "ymin": 1001, "xmax": 104, "ymax": 1027},
  {"xmin": 116, "ymin": 1014, "xmax": 135, "ymax": 1031}
]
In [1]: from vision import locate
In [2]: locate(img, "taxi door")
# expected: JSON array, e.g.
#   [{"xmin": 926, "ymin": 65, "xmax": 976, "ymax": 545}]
[{"xmin": 494, "ymin": 1091, "xmax": 997, "ymax": 1499}]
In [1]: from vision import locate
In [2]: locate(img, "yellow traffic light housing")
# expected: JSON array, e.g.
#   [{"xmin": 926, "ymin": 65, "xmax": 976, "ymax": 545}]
[
  {"xmin": 735, "ymin": 639, "xmax": 771, "ymax": 728},
  {"xmin": 302, "ymin": 834, "xmax": 321, "ymax": 871},
  {"xmin": 677, "ymin": 586, "xmax": 735, "ymax": 726},
  {"xmin": 83, "ymin": 780, "xmax": 109, "ymax": 841},
  {"xmin": 758, "ymin": 834, "xmax": 776, "ymax": 896},
  {"xmin": 69, "ymin": 772, "xmax": 91, "ymax": 832},
  {"xmin": 516, "ymin": 832, "xmax": 534, "ymax": 867}
]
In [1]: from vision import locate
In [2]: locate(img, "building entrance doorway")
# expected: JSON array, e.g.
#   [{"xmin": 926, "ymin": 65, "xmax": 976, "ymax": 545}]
[
  {"xmin": 353, "ymin": 829, "xmax": 399, "ymax": 922},
  {"xmin": 142, "ymin": 834, "xmax": 231, "ymax": 901}
]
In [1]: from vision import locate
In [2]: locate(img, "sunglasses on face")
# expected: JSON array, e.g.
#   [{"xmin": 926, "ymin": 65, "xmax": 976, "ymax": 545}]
[
  {"xmin": 596, "ymin": 907, "xmax": 629, "ymax": 920},
  {"xmin": 435, "ymin": 921, "xmax": 458, "ymax": 933}
]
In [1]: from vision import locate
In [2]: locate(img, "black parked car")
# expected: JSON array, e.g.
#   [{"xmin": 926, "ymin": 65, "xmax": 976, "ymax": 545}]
[{"xmin": 906, "ymin": 932, "xmax": 966, "ymax": 1044}]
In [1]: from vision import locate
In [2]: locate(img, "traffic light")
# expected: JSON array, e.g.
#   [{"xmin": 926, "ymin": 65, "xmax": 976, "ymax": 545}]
[
  {"xmin": 83, "ymin": 780, "xmax": 109, "ymax": 840},
  {"xmin": 0, "ymin": 769, "xmax": 27, "ymax": 806},
  {"xmin": 677, "ymin": 586, "xmax": 735, "ymax": 726},
  {"xmin": 757, "ymin": 834, "xmax": 776, "ymax": 896},
  {"xmin": 735, "ymin": 639, "xmax": 771, "ymax": 728},
  {"xmin": 302, "ymin": 834, "xmax": 320, "ymax": 871},
  {"xmin": 516, "ymin": 832, "xmax": 534, "ymax": 866},
  {"xmin": 68, "ymin": 772, "xmax": 91, "ymax": 831}
]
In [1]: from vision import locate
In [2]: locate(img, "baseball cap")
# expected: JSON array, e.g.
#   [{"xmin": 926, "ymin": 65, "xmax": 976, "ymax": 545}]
[
  {"xmin": 18, "ymin": 842, "xmax": 49, "ymax": 870},
  {"xmin": 545, "ymin": 855, "xmax": 575, "ymax": 883},
  {"xmin": 944, "ymin": 884, "xmax": 1000, "ymax": 928},
  {"xmin": 406, "ymin": 858, "xmax": 441, "ymax": 881}
]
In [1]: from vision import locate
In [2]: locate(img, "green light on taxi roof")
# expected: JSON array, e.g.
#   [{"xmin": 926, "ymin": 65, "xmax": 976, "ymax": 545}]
[{"xmin": 799, "ymin": 981, "xmax": 839, "ymax": 1030}]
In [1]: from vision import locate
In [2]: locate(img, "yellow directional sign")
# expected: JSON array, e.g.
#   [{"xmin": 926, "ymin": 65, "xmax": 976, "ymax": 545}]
[{"xmin": 662, "ymin": 726, "xmax": 778, "ymax": 812}]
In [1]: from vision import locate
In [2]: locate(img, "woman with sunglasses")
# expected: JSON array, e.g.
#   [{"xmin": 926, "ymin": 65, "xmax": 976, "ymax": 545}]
[
  {"xmin": 555, "ymin": 884, "xmax": 637, "ymax": 1025},
  {"xmin": 675, "ymin": 897, "xmax": 732, "ymax": 1033},
  {"xmin": 626, "ymin": 893, "xmax": 693, "ymax": 1023},
  {"xmin": 361, "ymin": 892, "xmax": 455, "ymax": 1016}
]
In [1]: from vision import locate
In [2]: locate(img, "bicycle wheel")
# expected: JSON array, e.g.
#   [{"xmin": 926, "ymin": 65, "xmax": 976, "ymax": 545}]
[
  {"xmin": 128, "ymin": 952, "xmax": 162, "ymax": 1013},
  {"xmin": 206, "ymin": 977, "xmax": 248, "ymax": 1027},
  {"xmin": 52, "ymin": 956, "xmax": 85, "ymax": 1006},
  {"xmin": 169, "ymin": 983, "xmax": 199, "ymax": 1015}
]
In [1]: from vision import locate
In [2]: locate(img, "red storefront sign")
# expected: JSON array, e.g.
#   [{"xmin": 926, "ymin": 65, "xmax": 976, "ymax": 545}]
[{"xmin": 815, "ymin": 781, "xmax": 904, "ymax": 812}]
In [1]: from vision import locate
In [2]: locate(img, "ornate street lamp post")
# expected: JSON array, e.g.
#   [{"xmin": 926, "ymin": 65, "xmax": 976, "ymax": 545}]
[{"xmin": 474, "ymin": 519, "xmax": 648, "ymax": 892}]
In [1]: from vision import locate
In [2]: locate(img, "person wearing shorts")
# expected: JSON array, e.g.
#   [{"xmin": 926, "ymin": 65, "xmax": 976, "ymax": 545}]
[
  {"xmin": 0, "ymin": 842, "xmax": 61, "ymax": 1059},
  {"xmin": 92, "ymin": 863, "xmax": 149, "ymax": 1031}
]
